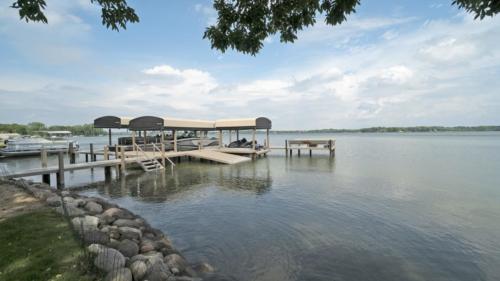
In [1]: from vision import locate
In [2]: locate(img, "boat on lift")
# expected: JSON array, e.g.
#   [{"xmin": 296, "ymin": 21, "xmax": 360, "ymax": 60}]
[{"xmin": 0, "ymin": 131, "xmax": 79, "ymax": 157}]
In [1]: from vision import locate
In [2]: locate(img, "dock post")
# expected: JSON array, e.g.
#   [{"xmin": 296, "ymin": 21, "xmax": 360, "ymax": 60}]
[
  {"xmin": 252, "ymin": 129, "xmax": 256, "ymax": 150},
  {"xmin": 85, "ymin": 153, "xmax": 88, "ymax": 162},
  {"xmin": 309, "ymin": 149, "xmax": 312, "ymax": 157},
  {"xmin": 69, "ymin": 142, "xmax": 76, "ymax": 164},
  {"xmin": 161, "ymin": 143, "xmax": 166, "ymax": 166},
  {"xmin": 120, "ymin": 146, "xmax": 126, "ymax": 174},
  {"xmin": 56, "ymin": 151, "xmax": 65, "ymax": 189},
  {"xmin": 41, "ymin": 148, "xmax": 50, "ymax": 185},
  {"xmin": 173, "ymin": 130, "xmax": 177, "ymax": 152},
  {"xmin": 90, "ymin": 143, "xmax": 95, "ymax": 162},
  {"xmin": 266, "ymin": 129, "xmax": 270, "ymax": 149},
  {"xmin": 104, "ymin": 145, "xmax": 111, "ymax": 180},
  {"xmin": 218, "ymin": 130, "xmax": 222, "ymax": 148},
  {"xmin": 298, "ymin": 149, "xmax": 301, "ymax": 157},
  {"xmin": 285, "ymin": 140, "xmax": 288, "ymax": 157}
]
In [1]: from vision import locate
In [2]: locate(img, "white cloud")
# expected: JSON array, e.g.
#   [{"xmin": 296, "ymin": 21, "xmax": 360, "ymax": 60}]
[{"xmin": 194, "ymin": 3, "xmax": 217, "ymax": 25}]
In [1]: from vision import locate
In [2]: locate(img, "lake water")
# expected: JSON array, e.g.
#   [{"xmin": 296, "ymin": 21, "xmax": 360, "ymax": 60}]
[{"xmin": 2, "ymin": 132, "xmax": 500, "ymax": 280}]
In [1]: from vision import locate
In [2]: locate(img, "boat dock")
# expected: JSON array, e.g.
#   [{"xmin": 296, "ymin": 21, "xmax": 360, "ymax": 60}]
[
  {"xmin": 1, "ymin": 115, "xmax": 335, "ymax": 188},
  {"xmin": 271, "ymin": 139, "xmax": 336, "ymax": 157}
]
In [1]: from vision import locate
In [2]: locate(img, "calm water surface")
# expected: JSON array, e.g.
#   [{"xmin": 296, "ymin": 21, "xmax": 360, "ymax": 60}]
[{"xmin": 3, "ymin": 132, "xmax": 500, "ymax": 280}]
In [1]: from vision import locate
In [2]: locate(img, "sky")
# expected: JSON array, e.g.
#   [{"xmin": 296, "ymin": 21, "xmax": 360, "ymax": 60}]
[{"xmin": 0, "ymin": 0, "xmax": 499, "ymax": 130}]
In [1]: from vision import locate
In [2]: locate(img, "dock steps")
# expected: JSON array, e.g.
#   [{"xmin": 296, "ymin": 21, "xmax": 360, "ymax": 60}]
[
  {"xmin": 137, "ymin": 158, "xmax": 164, "ymax": 172},
  {"xmin": 186, "ymin": 150, "xmax": 251, "ymax": 164}
]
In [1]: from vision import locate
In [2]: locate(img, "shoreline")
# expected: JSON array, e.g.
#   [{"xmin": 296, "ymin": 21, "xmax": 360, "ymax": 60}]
[{"xmin": 2, "ymin": 178, "xmax": 214, "ymax": 281}]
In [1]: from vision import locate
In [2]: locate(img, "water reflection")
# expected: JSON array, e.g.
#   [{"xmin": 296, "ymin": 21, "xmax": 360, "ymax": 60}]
[{"xmin": 88, "ymin": 160, "xmax": 274, "ymax": 201}]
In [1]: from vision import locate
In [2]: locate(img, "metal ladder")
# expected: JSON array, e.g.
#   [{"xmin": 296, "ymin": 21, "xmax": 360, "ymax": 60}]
[{"xmin": 133, "ymin": 144, "xmax": 164, "ymax": 172}]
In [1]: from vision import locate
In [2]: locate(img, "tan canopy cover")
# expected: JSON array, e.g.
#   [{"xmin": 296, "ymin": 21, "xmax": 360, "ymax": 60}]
[{"xmin": 215, "ymin": 117, "xmax": 272, "ymax": 129}]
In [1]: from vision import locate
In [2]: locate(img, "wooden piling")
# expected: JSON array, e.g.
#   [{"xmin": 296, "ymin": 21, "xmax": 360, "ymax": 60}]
[
  {"xmin": 41, "ymin": 148, "xmax": 50, "ymax": 185},
  {"xmin": 104, "ymin": 145, "xmax": 111, "ymax": 180},
  {"xmin": 161, "ymin": 143, "xmax": 166, "ymax": 165},
  {"xmin": 285, "ymin": 140, "xmax": 288, "ymax": 157},
  {"xmin": 120, "ymin": 146, "xmax": 126, "ymax": 174},
  {"xmin": 90, "ymin": 143, "xmax": 95, "ymax": 162},
  {"xmin": 56, "ymin": 151, "xmax": 65, "ymax": 189},
  {"xmin": 69, "ymin": 142, "xmax": 75, "ymax": 164}
]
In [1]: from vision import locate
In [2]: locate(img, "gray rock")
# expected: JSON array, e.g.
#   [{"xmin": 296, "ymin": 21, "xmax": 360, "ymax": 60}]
[
  {"xmin": 164, "ymin": 254, "xmax": 187, "ymax": 275},
  {"xmin": 172, "ymin": 277, "xmax": 202, "ymax": 281},
  {"xmin": 72, "ymin": 215, "xmax": 99, "ymax": 234},
  {"xmin": 83, "ymin": 230, "xmax": 109, "ymax": 245},
  {"xmin": 105, "ymin": 268, "xmax": 132, "ymax": 281},
  {"xmin": 87, "ymin": 243, "xmax": 106, "ymax": 255},
  {"xmin": 130, "ymin": 260, "xmax": 148, "ymax": 280},
  {"xmin": 85, "ymin": 201, "xmax": 103, "ymax": 214},
  {"xmin": 102, "ymin": 208, "xmax": 135, "ymax": 223},
  {"xmin": 112, "ymin": 219, "xmax": 142, "ymax": 228},
  {"xmin": 194, "ymin": 262, "xmax": 215, "ymax": 273},
  {"xmin": 139, "ymin": 239, "xmax": 156, "ymax": 253},
  {"xmin": 55, "ymin": 205, "xmax": 85, "ymax": 217},
  {"xmin": 74, "ymin": 198, "xmax": 87, "ymax": 207},
  {"xmin": 46, "ymin": 196, "xmax": 62, "ymax": 207},
  {"xmin": 63, "ymin": 196, "xmax": 75, "ymax": 203},
  {"xmin": 118, "ymin": 227, "xmax": 142, "ymax": 241},
  {"xmin": 61, "ymin": 190, "xmax": 71, "ymax": 196},
  {"xmin": 143, "ymin": 259, "xmax": 171, "ymax": 281},
  {"xmin": 94, "ymin": 248, "xmax": 126, "ymax": 272},
  {"xmin": 117, "ymin": 239, "xmax": 139, "ymax": 257},
  {"xmin": 107, "ymin": 238, "xmax": 121, "ymax": 249}
]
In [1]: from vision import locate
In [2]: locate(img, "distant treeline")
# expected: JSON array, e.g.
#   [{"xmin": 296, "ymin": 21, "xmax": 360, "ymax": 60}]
[
  {"xmin": 0, "ymin": 122, "xmax": 105, "ymax": 136},
  {"xmin": 276, "ymin": 126, "xmax": 500, "ymax": 133}
]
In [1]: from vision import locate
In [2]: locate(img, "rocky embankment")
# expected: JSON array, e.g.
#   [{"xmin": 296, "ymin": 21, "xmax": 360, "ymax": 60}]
[{"xmin": 6, "ymin": 179, "xmax": 214, "ymax": 281}]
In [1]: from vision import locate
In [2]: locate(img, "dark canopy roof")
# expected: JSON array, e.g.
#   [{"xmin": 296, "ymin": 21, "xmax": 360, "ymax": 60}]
[{"xmin": 94, "ymin": 116, "xmax": 131, "ymax": 129}]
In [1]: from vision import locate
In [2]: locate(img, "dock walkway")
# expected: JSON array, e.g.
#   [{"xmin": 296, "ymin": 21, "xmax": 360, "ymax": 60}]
[{"xmin": 1, "ymin": 149, "xmax": 252, "ymax": 180}]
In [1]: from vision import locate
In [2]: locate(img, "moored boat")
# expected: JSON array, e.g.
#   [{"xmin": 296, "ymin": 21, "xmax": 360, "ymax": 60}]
[{"xmin": 0, "ymin": 131, "xmax": 79, "ymax": 157}]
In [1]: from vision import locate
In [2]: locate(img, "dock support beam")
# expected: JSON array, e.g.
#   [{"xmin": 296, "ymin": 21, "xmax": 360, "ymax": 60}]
[
  {"xmin": 56, "ymin": 151, "xmax": 65, "ymax": 189},
  {"xmin": 218, "ymin": 130, "xmax": 222, "ymax": 148},
  {"xmin": 41, "ymin": 148, "xmax": 50, "ymax": 185},
  {"xmin": 104, "ymin": 145, "xmax": 111, "ymax": 181},
  {"xmin": 285, "ymin": 140, "xmax": 288, "ymax": 158},
  {"xmin": 252, "ymin": 129, "xmax": 256, "ymax": 150},
  {"xmin": 266, "ymin": 129, "xmax": 270, "ymax": 149},
  {"xmin": 132, "ymin": 131, "xmax": 136, "ymax": 152},
  {"xmin": 69, "ymin": 142, "xmax": 76, "ymax": 164},
  {"xmin": 90, "ymin": 143, "xmax": 95, "ymax": 162},
  {"xmin": 108, "ymin": 128, "xmax": 112, "ymax": 146},
  {"xmin": 120, "ymin": 146, "xmax": 126, "ymax": 174},
  {"xmin": 173, "ymin": 130, "xmax": 177, "ymax": 152}
]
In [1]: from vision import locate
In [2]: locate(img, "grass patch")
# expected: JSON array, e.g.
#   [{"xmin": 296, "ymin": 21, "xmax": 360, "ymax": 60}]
[{"xmin": 0, "ymin": 208, "xmax": 94, "ymax": 281}]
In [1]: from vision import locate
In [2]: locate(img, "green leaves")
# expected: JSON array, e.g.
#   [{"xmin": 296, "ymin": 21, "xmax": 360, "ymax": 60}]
[
  {"xmin": 11, "ymin": 0, "xmax": 48, "ymax": 23},
  {"xmin": 91, "ymin": 0, "xmax": 140, "ymax": 31},
  {"xmin": 10, "ymin": 0, "xmax": 139, "ymax": 31},
  {"xmin": 452, "ymin": 0, "xmax": 500, "ymax": 20},
  {"xmin": 204, "ymin": 0, "xmax": 361, "ymax": 55}
]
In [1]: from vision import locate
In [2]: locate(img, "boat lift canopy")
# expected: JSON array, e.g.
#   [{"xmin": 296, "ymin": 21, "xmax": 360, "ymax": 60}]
[
  {"xmin": 94, "ymin": 116, "xmax": 131, "ymax": 129},
  {"xmin": 215, "ymin": 117, "xmax": 272, "ymax": 130},
  {"xmin": 128, "ymin": 116, "xmax": 215, "ymax": 131},
  {"xmin": 93, "ymin": 116, "xmax": 132, "ymax": 146}
]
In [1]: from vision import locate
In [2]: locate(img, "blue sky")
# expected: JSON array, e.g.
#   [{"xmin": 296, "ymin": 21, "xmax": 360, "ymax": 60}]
[{"xmin": 0, "ymin": 0, "xmax": 499, "ymax": 129}]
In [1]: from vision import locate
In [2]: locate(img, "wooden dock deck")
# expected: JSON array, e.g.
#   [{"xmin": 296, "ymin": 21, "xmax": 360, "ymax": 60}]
[
  {"xmin": 186, "ymin": 150, "xmax": 251, "ymax": 164},
  {"xmin": 1, "ymin": 149, "xmax": 253, "ymax": 181}
]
